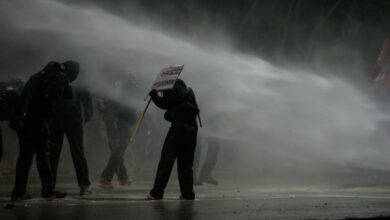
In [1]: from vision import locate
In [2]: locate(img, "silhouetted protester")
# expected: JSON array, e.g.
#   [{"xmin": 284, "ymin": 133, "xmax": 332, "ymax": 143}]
[
  {"xmin": 11, "ymin": 61, "xmax": 77, "ymax": 200},
  {"xmin": 48, "ymin": 62, "xmax": 93, "ymax": 196},
  {"xmin": 0, "ymin": 79, "xmax": 24, "ymax": 163},
  {"xmin": 98, "ymin": 77, "xmax": 137, "ymax": 189},
  {"xmin": 0, "ymin": 127, "xmax": 2, "ymax": 161},
  {"xmin": 194, "ymin": 135, "xmax": 220, "ymax": 185},
  {"xmin": 147, "ymin": 79, "xmax": 200, "ymax": 200}
]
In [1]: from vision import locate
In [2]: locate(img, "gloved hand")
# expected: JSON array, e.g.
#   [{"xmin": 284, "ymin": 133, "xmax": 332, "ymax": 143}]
[{"xmin": 149, "ymin": 89, "xmax": 158, "ymax": 97}]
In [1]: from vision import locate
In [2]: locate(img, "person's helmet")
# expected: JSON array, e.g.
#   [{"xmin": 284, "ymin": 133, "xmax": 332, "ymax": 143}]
[{"xmin": 62, "ymin": 60, "xmax": 79, "ymax": 82}]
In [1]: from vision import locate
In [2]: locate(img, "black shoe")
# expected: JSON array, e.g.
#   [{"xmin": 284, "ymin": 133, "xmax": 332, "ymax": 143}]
[
  {"xmin": 11, "ymin": 194, "xmax": 33, "ymax": 201},
  {"xmin": 42, "ymin": 191, "xmax": 67, "ymax": 199}
]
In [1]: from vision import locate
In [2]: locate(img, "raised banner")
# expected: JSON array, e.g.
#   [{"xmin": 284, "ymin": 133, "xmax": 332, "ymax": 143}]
[
  {"xmin": 151, "ymin": 65, "xmax": 184, "ymax": 91},
  {"xmin": 372, "ymin": 37, "xmax": 390, "ymax": 85},
  {"xmin": 134, "ymin": 64, "xmax": 185, "ymax": 142}
]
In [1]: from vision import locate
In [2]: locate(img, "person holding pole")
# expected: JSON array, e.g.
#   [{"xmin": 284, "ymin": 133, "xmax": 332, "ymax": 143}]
[{"xmin": 146, "ymin": 79, "xmax": 200, "ymax": 200}]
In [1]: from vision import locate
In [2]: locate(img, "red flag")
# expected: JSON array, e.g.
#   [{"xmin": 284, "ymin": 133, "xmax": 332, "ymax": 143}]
[{"xmin": 372, "ymin": 37, "xmax": 390, "ymax": 85}]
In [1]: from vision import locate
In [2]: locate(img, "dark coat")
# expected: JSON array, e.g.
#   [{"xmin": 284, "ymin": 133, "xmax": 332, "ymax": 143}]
[{"xmin": 151, "ymin": 79, "xmax": 199, "ymax": 125}]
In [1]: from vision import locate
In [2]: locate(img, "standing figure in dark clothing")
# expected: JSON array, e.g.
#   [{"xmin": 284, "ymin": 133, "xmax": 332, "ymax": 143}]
[
  {"xmin": 0, "ymin": 79, "xmax": 24, "ymax": 163},
  {"xmin": 48, "ymin": 62, "xmax": 93, "ymax": 195},
  {"xmin": 194, "ymin": 135, "xmax": 220, "ymax": 185},
  {"xmin": 11, "ymin": 61, "xmax": 77, "ymax": 200},
  {"xmin": 194, "ymin": 116, "xmax": 220, "ymax": 185},
  {"xmin": 0, "ymin": 127, "xmax": 2, "ymax": 162},
  {"xmin": 98, "ymin": 77, "xmax": 137, "ymax": 188},
  {"xmin": 147, "ymin": 79, "xmax": 199, "ymax": 200}
]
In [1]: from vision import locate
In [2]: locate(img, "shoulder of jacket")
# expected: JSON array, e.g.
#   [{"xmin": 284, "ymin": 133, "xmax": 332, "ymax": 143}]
[
  {"xmin": 59, "ymin": 71, "xmax": 68, "ymax": 79},
  {"xmin": 187, "ymin": 87, "xmax": 195, "ymax": 97}
]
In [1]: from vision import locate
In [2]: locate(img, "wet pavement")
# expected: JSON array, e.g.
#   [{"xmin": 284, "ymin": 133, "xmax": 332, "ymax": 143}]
[{"xmin": 1, "ymin": 182, "xmax": 390, "ymax": 220}]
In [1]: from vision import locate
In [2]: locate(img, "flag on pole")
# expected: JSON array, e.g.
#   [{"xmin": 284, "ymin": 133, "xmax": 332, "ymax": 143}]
[{"xmin": 372, "ymin": 37, "xmax": 390, "ymax": 85}]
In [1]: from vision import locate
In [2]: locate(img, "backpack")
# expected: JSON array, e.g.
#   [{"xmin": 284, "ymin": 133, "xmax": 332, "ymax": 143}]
[
  {"xmin": 0, "ymin": 81, "xmax": 23, "ymax": 121},
  {"xmin": 182, "ymin": 87, "xmax": 200, "ymax": 119},
  {"xmin": 164, "ymin": 87, "xmax": 200, "ymax": 123}
]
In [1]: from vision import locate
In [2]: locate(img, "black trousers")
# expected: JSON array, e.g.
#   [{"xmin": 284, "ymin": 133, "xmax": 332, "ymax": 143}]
[
  {"xmin": 194, "ymin": 136, "xmax": 220, "ymax": 178},
  {"xmin": 12, "ymin": 124, "xmax": 54, "ymax": 197},
  {"xmin": 0, "ymin": 127, "xmax": 3, "ymax": 162},
  {"xmin": 150, "ymin": 123, "xmax": 197, "ymax": 199},
  {"xmin": 49, "ymin": 114, "xmax": 90, "ymax": 187},
  {"xmin": 101, "ymin": 115, "xmax": 132, "ymax": 182}
]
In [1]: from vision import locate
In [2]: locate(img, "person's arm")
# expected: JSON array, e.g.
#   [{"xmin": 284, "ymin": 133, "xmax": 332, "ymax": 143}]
[
  {"xmin": 0, "ymin": 127, "xmax": 3, "ymax": 162},
  {"xmin": 45, "ymin": 74, "xmax": 68, "ymax": 119},
  {"xmin": 150, "ymin": 89, "xmax": 170, "ymax": 109},
  {"xmin": 20, "ymin": 76, "xmax": 34, "ymax": 115}
]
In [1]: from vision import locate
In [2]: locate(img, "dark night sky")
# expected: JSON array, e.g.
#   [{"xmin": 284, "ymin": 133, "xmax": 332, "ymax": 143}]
[
  {"xmin": 1, "ymin": 0, "xmax": 387, "ymax": 80},
  {"xmin": 90, "ymin": 0, "xmax": 390, "ymax": 73}
]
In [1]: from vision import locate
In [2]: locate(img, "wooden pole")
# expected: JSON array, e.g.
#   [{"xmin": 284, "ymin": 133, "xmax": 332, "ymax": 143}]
[{"xmin": 130, "ymin": 97, "xmax": 152, "ymax": 143}]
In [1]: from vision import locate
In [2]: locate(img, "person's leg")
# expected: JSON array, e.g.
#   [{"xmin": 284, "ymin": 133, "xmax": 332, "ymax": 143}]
[
  {"xmin": 11, "ymin": 130, "xmax": 35, "ymax": 198},
  {"xmin": 65, "ymin": 116, "xmax": 90, "ymax": 188},
  {"xmin": 35, "ymin": 128, "xmax": 67, "ymax": 199},
  {"xmin": 0, "ymin": 127, "xmax": 3, "ymax": 162},
  {"xmin": 193, "ymin": 136, "xmax": 202, "ymax": 185},
  {"xmin": 193, "ymin": 137, "xmax": 201, "ymax": 174},
  {"xmin": 149, "ymin": 128, "xmax": 178, "ymax": 199},
  {"xmin": 199, "ymin": 137, "xmax": 220, "ymax": 184},
  {"xmin": 34, "ymin": 131, "xmax": 54, "ymax": 196},
  {"xmin": 101, "ymin": 117, "xmax": 118, "ymax": 182},
  {"xmin": 104, "ymin": 143, "xmax": 127, "ymax": 183},
  {"xmin": 116, "ymin": 119, "xmax": 132, "ymax": 183},
  {"xmin": 177, "ymin": 125, "xmax": 197, "ymax": 200},
  {"xmin": 48, "ymin": 118, "xmax": 65, "ymax": 188},
  {"xmin": 117, "ymin": 163, "xmax": 128, "ymax": 183}
]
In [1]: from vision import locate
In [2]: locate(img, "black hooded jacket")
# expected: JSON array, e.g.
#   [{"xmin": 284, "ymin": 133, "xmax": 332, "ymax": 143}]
[
  {"xmin": 150, "ymin": 79, "xmax": 199, "ymax": 125},
  {"xmin": 22, "ymin": 61, "xmax": 72, "ymax": 125}
]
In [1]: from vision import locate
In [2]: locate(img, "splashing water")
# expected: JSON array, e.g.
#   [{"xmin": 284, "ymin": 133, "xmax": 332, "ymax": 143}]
[{"xmin": 1, "ymin": 0, "xmax": 389, "ymax": 186}]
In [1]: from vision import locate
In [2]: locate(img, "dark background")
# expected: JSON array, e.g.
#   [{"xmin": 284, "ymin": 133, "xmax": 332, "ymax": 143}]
[{"xmin": 73, "ymin": 0, "xmax": 390, "ymax": 80}]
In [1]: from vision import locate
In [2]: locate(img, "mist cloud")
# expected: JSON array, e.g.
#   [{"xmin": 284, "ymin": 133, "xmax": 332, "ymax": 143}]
[{"xmin": 0, "ymin": 0, "xmax": 389, "ymax": 186}]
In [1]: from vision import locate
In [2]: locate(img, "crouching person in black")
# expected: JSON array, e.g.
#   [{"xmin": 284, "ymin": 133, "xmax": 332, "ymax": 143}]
[
  {"xmin": 147, "ymin": 79, "xmax": 199, "ymax": 200},
  {"xmin": 11, "ymin": 61, "xmax": 77, "ymax": 200}
]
